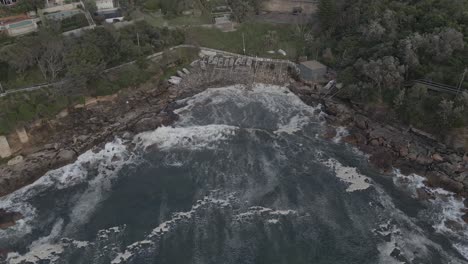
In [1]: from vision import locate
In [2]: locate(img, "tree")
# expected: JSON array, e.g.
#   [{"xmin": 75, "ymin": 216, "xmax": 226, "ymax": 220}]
[
  {"xmin": 83, "ymin": 0, "xmax": 97, "ymax": 14},
  {"xmin": 263, "ymin": 31, "xmax": 278, "ymax": 50},
  {"xmin": 355, "ymin": 56, "xmax": 406, "ymax": 100},
  {"xmin": 318, "ymin": 0, "xmax": 337, "ymax": 30},
  {"xmin": 40, "ymin": 38, "xmax": 65, "ymax": 81},
  {"xmin": 64, "ymin": 41, "xmax": 105, "ymax": 82},
  {"xmin": 437, "ymin": 99, "xmax": 464, "ymax": 129},
  {"xmin": 361, "ymin": 20, "xmax": 385, "ymax": 42}
]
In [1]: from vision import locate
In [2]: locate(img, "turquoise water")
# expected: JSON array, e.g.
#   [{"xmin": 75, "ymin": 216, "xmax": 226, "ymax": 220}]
[{"xmin": 8, "ymin": 20, "xmax": 33, "ymax": 29}]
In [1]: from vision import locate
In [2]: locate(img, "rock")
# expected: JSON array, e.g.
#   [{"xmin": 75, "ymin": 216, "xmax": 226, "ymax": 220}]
[
  {"xmin": 408, "ymin": 153, "xmax": 418, "ymax": 161},
  {"xmin": 342, "ymin": 134, "xmax": 357, "ymax": 145},
  {"xmin": 399, "ymin": 147, "xmax": 409, "ymax": 157},
  {"xmin": 438, "ymin": 162, "xmax": 459, "ymax": 176},
  {"xmin": 432, "ymin": 153, "xmax": 444, "ymax": 162},
  {"xmin": 454, "ymin": 171, "xmax": 467, "ymax": 183},
  {"xmin": 342, "ymin": 131, "xmax": 367, "ymax": 145},
  {"xmin": 55, "ymin": 149, "xmax": 77, "ymax": 165},
  {"xmin": 0, "ymin": 209, "xmax": 22, "ymax": 229},
  {"xmin": 370, "ymin": 138, "xmax": 380, "ymax": 146},
  {"xmin": 324, "ymin": 102, "xmax": 353, "ymax": 124},
  {"xmin": 415, "ymin": 155, "xmax": 433, "ymax": 165},
  {"xmin": 122, "ymin": 132, "xmax": 134, "ymax": 140},
  {"xmin": 133, "ymin": 117, "xmax": 161, "ymax": 133},
  {"xmin": 369, "ymin": 150, "xmax": 394, "ymax": 172},
  {"xmin": 447, "ymin": 153, "xmax": 462, "ymax": 164},
  {"xmin": 444, "ymin": 219, "xmax": 464, "ymax": 231},
  {"xmin": 416, "ymin": 188, "xmax": 434, "ymax": 200},
  {"xmin": 322, "ymin": 126, "xmax": 337, "ymax": 139},
  {"xmin": 409, "ymin": 126, "xmax": 437, "ymax": 141},
  {"xmin": 426, "ymin": 171, "xmax": 464, "ymax": 194},
  {"xmin": 354, "ymin": 114, "xmax": 368, "ymax": 130},
  {"xmin": 462, "ymin": 213, "xmax": 468, "ymax": 224},
  {"xmin": 75, "ymin": 135, "xmax": 89, "ymax": 143},
  {"xmin": 7, "ymin": 156, "xmax": 23, "ymax": 166}
]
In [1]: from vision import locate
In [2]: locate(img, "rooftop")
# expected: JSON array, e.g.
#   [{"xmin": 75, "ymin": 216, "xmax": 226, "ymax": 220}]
[{"xmin": 300, "ymin": 60, "xmax": 327, "ymax": 70}]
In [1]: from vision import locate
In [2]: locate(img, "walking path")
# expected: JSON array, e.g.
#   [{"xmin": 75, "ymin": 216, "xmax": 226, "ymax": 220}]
[{"xmin": 0, "ymin": 45, "xmax": 298, "ymax": 98}]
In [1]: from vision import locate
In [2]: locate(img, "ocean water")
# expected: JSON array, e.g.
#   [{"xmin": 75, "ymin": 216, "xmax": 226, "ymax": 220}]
[{"xmin": 1, "ymin": 84, "xmax": 467, "ymax": 264}]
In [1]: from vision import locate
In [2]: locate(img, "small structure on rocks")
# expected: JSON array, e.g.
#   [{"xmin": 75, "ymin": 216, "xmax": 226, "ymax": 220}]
[{"xmin": 299, "ymin": 60, "xmax": 327, "ymax": 82}]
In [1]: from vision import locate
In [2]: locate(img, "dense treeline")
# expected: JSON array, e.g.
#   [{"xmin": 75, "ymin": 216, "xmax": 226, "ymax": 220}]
[
  {"xmin": 315, "ymin": 0, "xmax": 468, "ymax": 134},
  {"xmin": 0, "ymin": 0, "xmax": 44, "ymax": 15},
  {"xmin": 0, "ymin": 21, "xmax": 184, "ymax": 88},
  {"xmin": 0, "ymin": 21, "xmax": 185, "ymax": 133}
]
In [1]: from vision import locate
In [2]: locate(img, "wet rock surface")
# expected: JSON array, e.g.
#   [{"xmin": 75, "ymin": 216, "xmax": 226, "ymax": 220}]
[
  {"xmin": 0, "ymin": 209, "xmax": 22, "ymax": 229},
  {"xmin": 0, "ymin": 82, "xmax": 187, "ymax": 198},
  {"xmin": 290, "ymin": 83, "xmax": 468, "ymax": 221}
]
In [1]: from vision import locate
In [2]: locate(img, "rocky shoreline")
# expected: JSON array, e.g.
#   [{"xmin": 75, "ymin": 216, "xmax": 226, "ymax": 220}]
[
  {"xmin": 0, "ymin": 56, "xmax": 467, "ymax": 230},
  {"xmin": 290, "ymin": 84, "xmax": 468, "ymax": 222}
]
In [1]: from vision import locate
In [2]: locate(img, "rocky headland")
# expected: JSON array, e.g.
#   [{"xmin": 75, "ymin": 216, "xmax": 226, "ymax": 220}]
[{"xmin": 290, "ymin": 84, "xmax": 468, "ymax": 222}]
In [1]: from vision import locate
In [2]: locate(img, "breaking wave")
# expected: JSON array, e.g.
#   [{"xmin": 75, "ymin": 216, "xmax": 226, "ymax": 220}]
[{"xmin": 1, "ymin": 84, "xmax": 467, "ymax": 264}]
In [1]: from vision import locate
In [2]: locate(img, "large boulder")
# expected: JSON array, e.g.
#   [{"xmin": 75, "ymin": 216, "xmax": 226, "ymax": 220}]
[
  {"xmin": 0, "ymin": 209, "xmax": 22, "ymax": 229},
  {"xmin": 324, "ymin": 102, "xmax": 353, "ymax": 124},
  {"xmin": 426, "ymin": 171, "xmax": 464, "ymax": 194},
  {"xmin": 322, "ymin": 126, "xmax": 337, "ymax": 139},
  {"xmin": 133, "ymin": 117, "xmax": 161, "ymax": 133},
  {"xmin": 54, "ymin": 149, "xmax": 77, "ymax": 167},
  {"xmin": 369, "ymin": 150, "xmax": 395, "ymax": 172},
  {"xmin": 353, "ymin": 114, "xmax": 368, "ymax": 130}
]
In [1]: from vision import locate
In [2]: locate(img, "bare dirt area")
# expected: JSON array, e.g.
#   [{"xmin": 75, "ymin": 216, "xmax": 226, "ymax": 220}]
[{"xmin": 261, "ymin": 0, "xmax": 317, "ymax": 14}]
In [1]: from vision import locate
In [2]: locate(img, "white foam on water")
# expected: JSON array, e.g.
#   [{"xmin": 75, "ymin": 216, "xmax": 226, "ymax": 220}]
[
  {"xmin": 7, "ymin": 243, "xmax": 65, "ymax": 264},
  {"xmin": 454, "ymin": 243, "xmax": 468, "ymax": 260},
  {"xmin": 174, "ymin": 83, "xmax": 323, "ymax": 134},
  {"xmin": 392, "ymin": 170, "xmax": 468, "ymax": 255},
  {"xmin": 29, "ymin": 218, "xmax": 64, "ymax": 249},
  {"xmin": 6, "ymin": 238, "xmax": 91, "ymax": 264},
  {"xmin": 332, "ymin": 126, "xmax": 349, "ymax": 143},
  {"xmin": 0, "ymin": 138, "xmax": 132, "ymax": 242},
  {"xmin": 321, "ymin": 158, "xmax": 371, "ymax": 192},
  {"xmin": 274, "ymin": 114, "xmax": 311, "ymax": 135},
  {"xmin": 371, "ymin": 176, "xmax": 468, "ymax": 264},
  {"xmin": 135, "ymin": 125, "xmax": 238, "ymax": 151},
  {"xmin": 111, "ymin": 195, "xmax": 235, "ymax": 264}
]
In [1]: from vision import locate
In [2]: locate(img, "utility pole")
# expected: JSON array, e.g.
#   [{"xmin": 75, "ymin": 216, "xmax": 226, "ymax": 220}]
[
  {"xmin": 242, "ymin": 33, "xmax": 246, "ymax": 55},
  {"xmin": 137, "ymin": 32, "xmax": 141, "ymax": 54},
  {"xmin": 456, "ymin": 68, "xmax": 467, "ymax": 95}
]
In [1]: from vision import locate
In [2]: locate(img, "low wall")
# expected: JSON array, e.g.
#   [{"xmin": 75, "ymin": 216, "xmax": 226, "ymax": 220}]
[
  {"xmin": 40, "ymin": 2, "xmax": 81, "ymax": 14},
  {"xmin": 0, "ymin": 136, "xmax": 12, "ymax": 159}
]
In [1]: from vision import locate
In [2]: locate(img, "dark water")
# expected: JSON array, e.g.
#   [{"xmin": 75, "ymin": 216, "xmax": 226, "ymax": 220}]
[{"xmin": 1, "ymin": 84, "xmax": 467, "ymax": 264}]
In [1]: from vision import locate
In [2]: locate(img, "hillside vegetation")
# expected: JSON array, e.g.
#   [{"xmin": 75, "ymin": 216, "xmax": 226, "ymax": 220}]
[
  {"xmin": 0, "ymin": 21, "xmax": 185, "ymax": 134},
  {"xmin": 314, "ymin": 0, "xmax": 468, "ymax": 134}
]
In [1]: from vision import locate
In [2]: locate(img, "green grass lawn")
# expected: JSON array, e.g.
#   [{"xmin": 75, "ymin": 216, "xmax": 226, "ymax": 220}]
[
  {"xmin": 132, "ymin": 9, "xmax": 211, "ymax": 28},
  {"xmin": 184, "ymin": 23, "xmax": 302, "ymax": 59},
  {"xmin": 168, "ymin": 15, "xmax": 211, "ymax": 26}
]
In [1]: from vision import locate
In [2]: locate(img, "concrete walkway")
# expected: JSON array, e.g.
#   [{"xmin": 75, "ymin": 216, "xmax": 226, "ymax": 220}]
[{"xmin": 0, "ymin": 45, "xmax": 298, "ymax": 98}]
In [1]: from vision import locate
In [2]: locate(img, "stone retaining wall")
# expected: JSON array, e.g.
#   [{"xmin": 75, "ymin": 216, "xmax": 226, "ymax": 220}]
[{"xmin": 0, "ymin": 136, "xmax": 11, "ymax": 159}]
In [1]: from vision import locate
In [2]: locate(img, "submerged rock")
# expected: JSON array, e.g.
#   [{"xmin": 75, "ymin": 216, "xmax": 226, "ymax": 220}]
[{"xmin": 0, "ymin": 209, "xmax": 22, "ymax": 229}]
